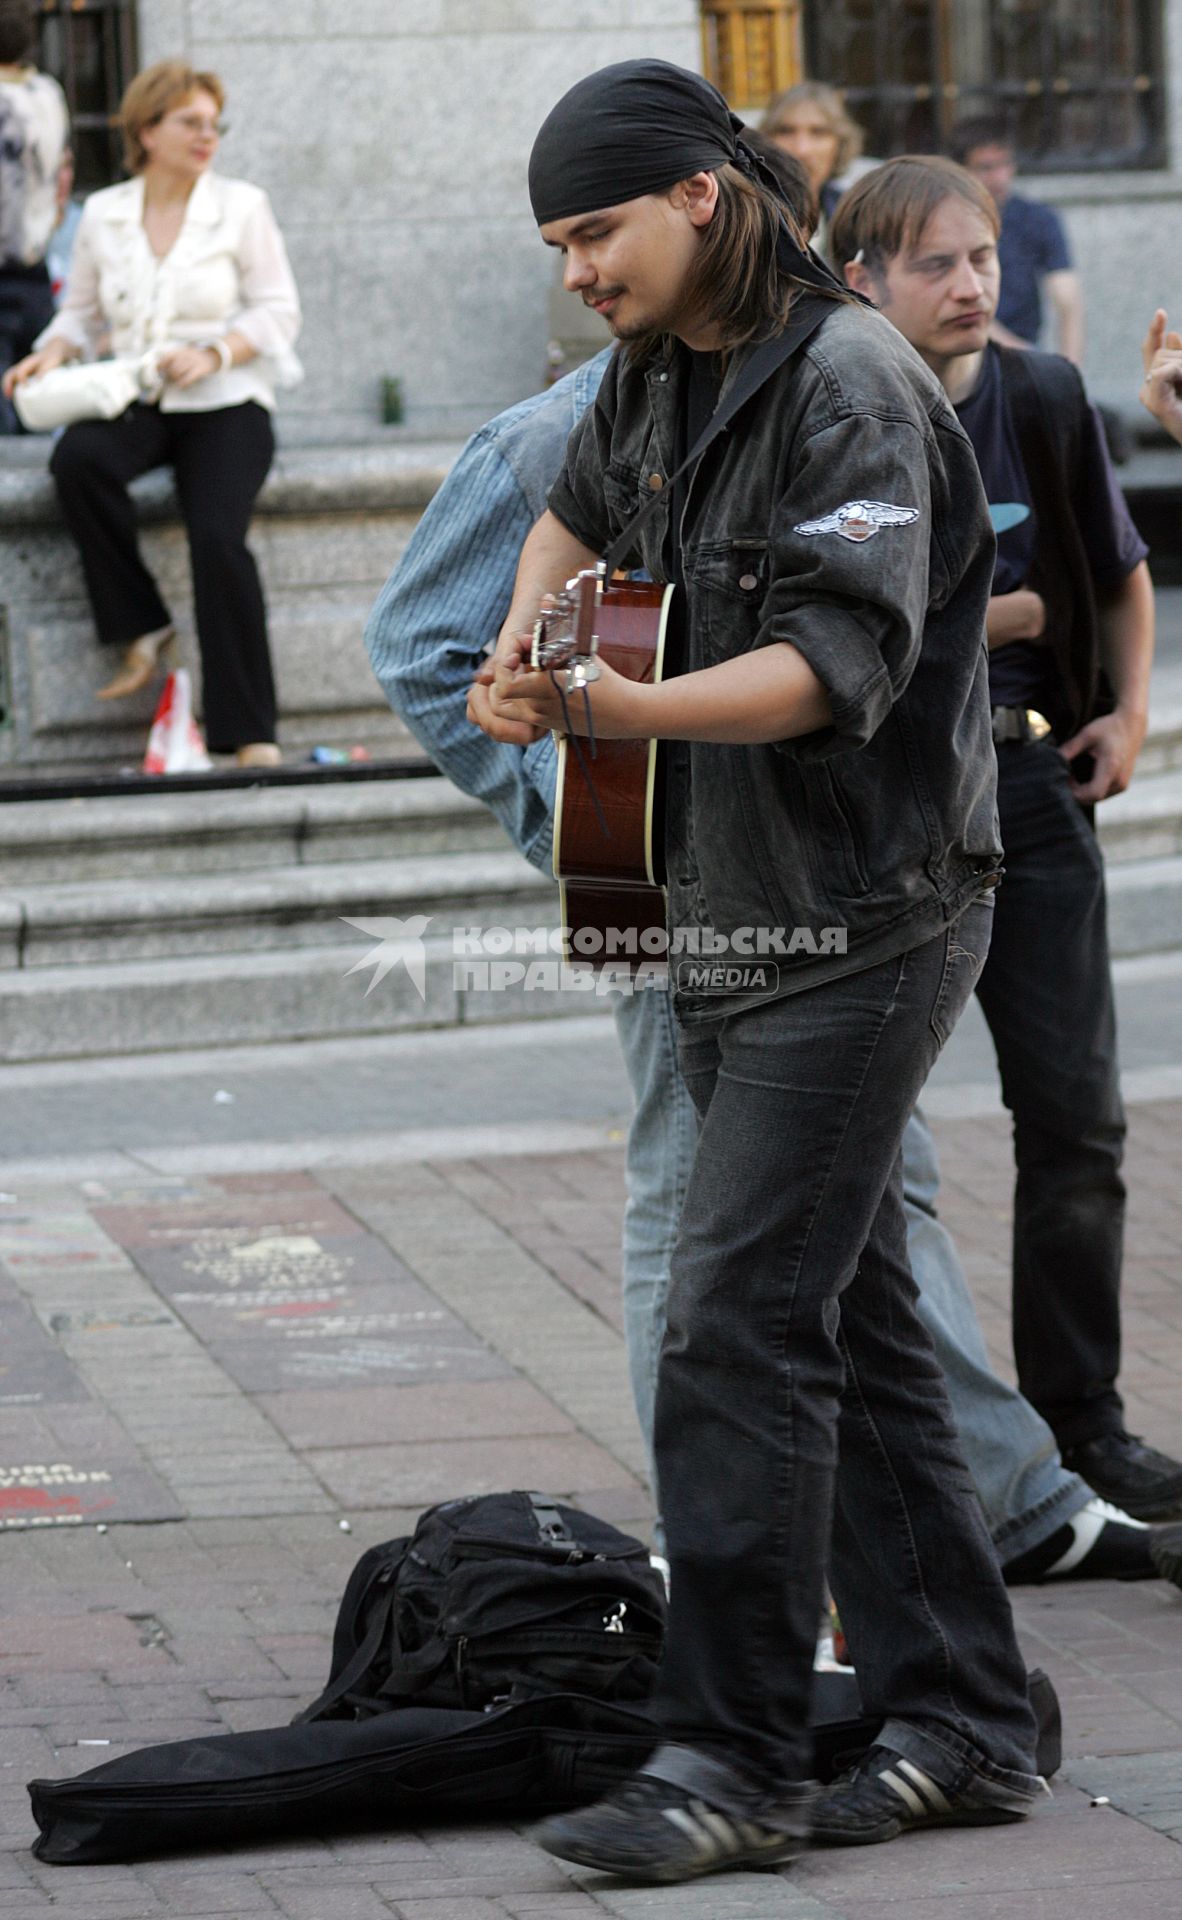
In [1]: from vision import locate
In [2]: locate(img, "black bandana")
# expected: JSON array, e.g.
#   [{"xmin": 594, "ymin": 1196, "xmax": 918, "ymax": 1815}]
[{"xmin": 528, "ymin": 58, "xmax": 856, "ymax": 302}]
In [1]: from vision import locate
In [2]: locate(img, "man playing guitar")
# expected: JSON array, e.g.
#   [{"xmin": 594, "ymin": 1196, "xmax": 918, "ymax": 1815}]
[{"xmin": 472, "ymin": 57, "xmax": 1043, "ymax": 1885}]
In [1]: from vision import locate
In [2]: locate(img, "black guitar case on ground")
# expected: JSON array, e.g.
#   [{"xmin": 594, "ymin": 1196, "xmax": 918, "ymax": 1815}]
[{"xmin": 28, "ymin": 1668, "xmax": 1061, "ymax": 1867}]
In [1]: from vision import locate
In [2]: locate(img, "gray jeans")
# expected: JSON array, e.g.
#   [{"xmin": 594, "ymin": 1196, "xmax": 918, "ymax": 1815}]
[
  {"xmin": 612, "ymin": 967, "xmax": 1089, "ymax": 1568},
  {"xmin": 649, "ymin": 906, "xmax": 1038, "ymax": 1792}
]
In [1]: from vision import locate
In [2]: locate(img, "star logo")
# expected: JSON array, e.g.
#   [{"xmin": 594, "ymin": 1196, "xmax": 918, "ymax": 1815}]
[
  {"xmin": 794, "ymin": 500, "xmax": 920, "ymax": 543},
  {"xmin": 341, "ymin": 915, "xmax": 433, "ymax": 1001}
]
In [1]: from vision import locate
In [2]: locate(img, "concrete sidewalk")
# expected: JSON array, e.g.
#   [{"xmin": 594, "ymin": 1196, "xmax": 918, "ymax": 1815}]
[{"xmin": 3, "ymin": 1103, "xmax": 1182, "ymax": 1917}]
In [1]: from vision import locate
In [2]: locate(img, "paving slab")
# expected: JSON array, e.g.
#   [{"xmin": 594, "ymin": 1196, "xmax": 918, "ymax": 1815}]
[{"xmin": 0, "ymin": 1109, "xmax": 1181, "ymax": 1917}]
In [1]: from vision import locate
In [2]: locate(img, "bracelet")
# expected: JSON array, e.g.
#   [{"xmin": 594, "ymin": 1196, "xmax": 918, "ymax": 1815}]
[{"xmin": 203, "ymin": 337, "xmax": 233, "ymax": 374}]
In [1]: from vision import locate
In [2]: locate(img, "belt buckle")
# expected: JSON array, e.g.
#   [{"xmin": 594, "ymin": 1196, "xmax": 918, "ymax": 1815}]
[{"xmin": 1024, "ymin": 709, "xmax": 1052, "ymax": 741}]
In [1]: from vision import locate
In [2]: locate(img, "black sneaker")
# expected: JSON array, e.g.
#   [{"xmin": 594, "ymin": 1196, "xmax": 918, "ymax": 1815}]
[
  {"xmin": 810, "ymin": 1745, "xmax": 1036, "ymax": 1847},
  {"xmin": 1149, "ymin": 1522, "xmax": 1182, "ymax": 1587},
  {"xmin": 532, "ymin": 1772, "xmax": 804, "ymax": 1884},
  {"xmin": 1062, "ymin": 1431, "xmax": 1182, "ymax": 1522}
]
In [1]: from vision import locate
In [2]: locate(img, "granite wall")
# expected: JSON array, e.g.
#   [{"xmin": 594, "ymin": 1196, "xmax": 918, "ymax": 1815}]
[
  {"xmin": 136, "ymin": 0, "xmax": 698, "ymax": 439},
  {"xmin": 135, "ymin": 0, "xmax": 1182, "ymax": 435}
]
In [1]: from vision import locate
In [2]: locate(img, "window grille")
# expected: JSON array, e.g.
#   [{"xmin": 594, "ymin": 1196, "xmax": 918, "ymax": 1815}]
[
  {"xmin": 701, "ymin": 1, "xmax": 803, "ymax": 114},
  {"xmin": 37, "ymin": 0, "xmax": 137, "ymax": 190},
  {"xmin": 802, "ymin": 0, "xmax": 1163, "ymax": 172}
]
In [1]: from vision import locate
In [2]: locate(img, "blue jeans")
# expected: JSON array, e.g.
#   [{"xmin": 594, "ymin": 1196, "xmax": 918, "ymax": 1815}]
[
  {"xmin": 612, "ymin": 985, "xmax": 696, "ymax": 1530},
  {"xmin": 904, "ymin": 1108, "xmax": 1091, "ymax": 1559},
  {"xmin": 649, "ymin": 905, "xmax": 1039, "ymax": 1796}
]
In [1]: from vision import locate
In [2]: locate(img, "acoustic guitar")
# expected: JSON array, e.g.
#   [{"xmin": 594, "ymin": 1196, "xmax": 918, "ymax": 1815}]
[{"xmin": 531, "ymin": 565, "xmax": 676, "ymax": 973}]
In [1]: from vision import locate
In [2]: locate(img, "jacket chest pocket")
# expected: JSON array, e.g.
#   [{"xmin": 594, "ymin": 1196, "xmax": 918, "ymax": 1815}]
[{"xmin": 688, "ymin": 539, "xmax": 769, "ymax": 664}]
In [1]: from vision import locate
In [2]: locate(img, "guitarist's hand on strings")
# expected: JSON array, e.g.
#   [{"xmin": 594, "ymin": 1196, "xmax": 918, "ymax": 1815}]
[
  {"xmin": 466, "ymin": 647, "xmax": 547, "ymax": 747},
  {"xmin": 495, "ymin": 653, "xmax": 650, "ymax": 739}
]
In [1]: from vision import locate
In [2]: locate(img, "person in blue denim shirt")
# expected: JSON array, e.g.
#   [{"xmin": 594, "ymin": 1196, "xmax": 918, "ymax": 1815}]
[{"xmin": 365, "ymin": 348, "xmax": 695, "ymax": 1506}]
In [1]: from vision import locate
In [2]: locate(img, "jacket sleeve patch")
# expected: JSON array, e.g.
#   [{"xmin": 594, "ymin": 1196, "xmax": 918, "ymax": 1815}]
[{"xmin": 794, "ymin": 500, "xmax": 921, "ymax": 543}]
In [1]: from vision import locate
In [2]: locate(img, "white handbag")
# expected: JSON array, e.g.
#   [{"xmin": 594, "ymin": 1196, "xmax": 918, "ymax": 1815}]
[{"xmin": 13, "ymin": 356, "xmax": 149, "ymax": 432}]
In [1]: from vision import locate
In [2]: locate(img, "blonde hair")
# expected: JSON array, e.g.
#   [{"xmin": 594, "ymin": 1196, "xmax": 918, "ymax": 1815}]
[
  {"xmin": 762, "ymin": 82, "xmax": 864, "ymax": 182},
  {"xmin": 120, "ymin": 60, "xmax": 225, "ymax": 173}
]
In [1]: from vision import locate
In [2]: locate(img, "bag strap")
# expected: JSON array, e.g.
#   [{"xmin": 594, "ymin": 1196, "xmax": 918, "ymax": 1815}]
[
  {"xmin": 294, "ymin": 1584, "xmax": 402, "ymax": 1724},
  {"xmin": 602, "ymin": 294, "xmax": 834, "ymax": 578}
]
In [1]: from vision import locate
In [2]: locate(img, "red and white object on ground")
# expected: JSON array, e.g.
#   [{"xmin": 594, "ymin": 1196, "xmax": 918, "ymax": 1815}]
[{"xmin": 143, "ymin": 669, "xmax": 213, "ymax": 775}]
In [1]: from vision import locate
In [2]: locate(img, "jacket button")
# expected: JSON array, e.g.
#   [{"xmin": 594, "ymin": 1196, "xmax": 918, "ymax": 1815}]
[
  {"xmin": 648, "ymin": 473, "xmax": 664, "ymax": 491},
  {"xmin": 739, "ymin": 573, "xmax": 758, "ymax": 591}
]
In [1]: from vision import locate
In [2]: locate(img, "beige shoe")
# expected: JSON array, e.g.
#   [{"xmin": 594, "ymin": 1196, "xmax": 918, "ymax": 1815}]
[
  {"xmin": 235, "ymin": 742, "xmax": 282, "ymax": 768},
  {"xmin": 96, "ymin": 625, "xmax": 175, "ymax": 701}
]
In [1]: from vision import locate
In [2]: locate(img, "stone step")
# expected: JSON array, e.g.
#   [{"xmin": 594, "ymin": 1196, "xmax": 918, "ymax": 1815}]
[
  {"xmin": 0, "ymin": 845, "xmax": 1173, "ymax": 1063},
  {"xmin": 1138, "ymin": 702, "xmax": 1182, "ymax": 774},
  {"xmin": 1099, "ymin": 767, "xmax": 1182, "ymax": 862},
  {"xmin": 0, "ymin": 777, "xmax": 506, "ymax": 885},
  {"xmin": 0, "ymin": 442, "xmax": 458, "ymax": 773},
  {"xmin": 0, "ymin": 849, "xmax": 554, "ymax": 969},
  {"xmin": 0, "ymin": 935, "xmax": 583, "ymax": 1065},
  {"xmin": 1106, "ymin": 854, "xmax": 1182, "ymax": 956}
]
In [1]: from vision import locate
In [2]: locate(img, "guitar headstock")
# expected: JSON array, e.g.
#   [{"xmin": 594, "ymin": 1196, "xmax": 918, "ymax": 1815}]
[{"xmin": 531, "ymin": 564, "xmax": 604, "ymax": 679}]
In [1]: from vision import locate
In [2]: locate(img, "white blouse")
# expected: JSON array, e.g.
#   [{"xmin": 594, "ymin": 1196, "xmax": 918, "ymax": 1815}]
[{"xmin": 38, "ymin": 170, "xmax": 303, "ymax": 414}]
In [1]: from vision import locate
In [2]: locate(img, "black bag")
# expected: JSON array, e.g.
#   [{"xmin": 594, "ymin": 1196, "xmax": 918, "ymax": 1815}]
[
  {"xmin": 29, "ymin": 1694, "xmax": 660, "ymax": 1866},
  {"xmin": 27, "ymin": 1668, "xmax": 1060, "ymax": 1868},
  {"xmin": 296, "ymin": 1490, "xmax": 668, "ymax": 1722},
  {"xmin": 26, "ymin": 1480, "xmax": 1062, "ymax": 1868}
]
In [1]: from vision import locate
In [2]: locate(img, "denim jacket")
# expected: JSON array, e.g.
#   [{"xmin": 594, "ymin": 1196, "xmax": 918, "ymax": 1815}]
[
  {"xmin": 364, "ymin": 350, "xmax": 612, "ymax": 873},
  {"xmin": 548, "ymin": 301, "xmax": 1003, "ymax": 1018}
]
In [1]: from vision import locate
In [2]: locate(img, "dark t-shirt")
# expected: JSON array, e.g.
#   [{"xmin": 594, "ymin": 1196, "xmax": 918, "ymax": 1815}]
[
  {"xmin": 667, "ymin": 347, "xmax": 722, "ymax": 590},
  {"xmin": 996, "ymin": 194, "xmax": 1072, "ymax": 345},
  {"xmin": 955, "ymin": 345, "xmax": 1147, "ymax": 713}
]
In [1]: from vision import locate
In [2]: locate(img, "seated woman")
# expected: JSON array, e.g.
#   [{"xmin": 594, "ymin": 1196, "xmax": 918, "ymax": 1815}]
[{"xmin": 2, "ymin": 58, "xmax": 301, "ymax": 767}]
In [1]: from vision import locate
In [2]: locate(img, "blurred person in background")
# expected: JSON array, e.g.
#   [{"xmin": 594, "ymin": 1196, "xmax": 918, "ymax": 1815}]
[
  {"xmin": 1140, "ymin": 308, "xmax": 1182, "ymax": 444},
  {"xmin": 2, "ymin": 58, "xmax": 301, "ymax": 767},
  {"xmin": 0, "ymin": 0, "xmax": 68, "ymax": 431},
  {"xmin": 46, "ymin": 144, "xmax": 82, "ymax": 303},
  {"xmin": 761, "ymin": 80, "xmax": 876, "ymax": 253},
  {"xmin": 949, "ymin": 117, "xmax": 1083, "ymax": 367}
]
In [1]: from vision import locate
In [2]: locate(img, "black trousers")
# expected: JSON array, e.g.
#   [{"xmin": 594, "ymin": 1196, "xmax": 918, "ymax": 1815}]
[
  {"xmin": 50, "ymin": 400, "xmax": 277, "ymax": 751},
  {"xmin": 975, "ymin": 739, "xmax": 1127, "ymax": 1450},
  {"xmin": 0, "ymin": 264, "xmax": 55, "ymax": 435}
]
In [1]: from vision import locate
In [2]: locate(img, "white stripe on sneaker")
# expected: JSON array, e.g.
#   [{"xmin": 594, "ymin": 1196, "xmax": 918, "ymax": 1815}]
[
  {"xmin": 662, "ymin": 1805, "xmax": 719, "ymax": 1862},
  {"xmin": 897, "ymin": 1758, "xmax": 953, "ymax": 1813},
  {"xmin": 661, "ymin": 1802, "xmax": 745, "ymax": 1863},
  {"xmin": 695, "ymin": 1805, "xmax": 746, "ymax": 1854},
  {"xmin": 877, "ymin": 1768, "xmax": 927, "ymax": 1818}
]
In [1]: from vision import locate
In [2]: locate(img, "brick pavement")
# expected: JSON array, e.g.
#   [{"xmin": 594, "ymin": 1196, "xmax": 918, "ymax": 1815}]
[{"xmin": 2, "ymin": 1106, "xmax": 1182, "ymax": 1916}]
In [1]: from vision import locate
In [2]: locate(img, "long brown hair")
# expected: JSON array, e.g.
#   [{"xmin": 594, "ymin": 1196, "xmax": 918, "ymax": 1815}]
[{"xmin": 626, "ymin": 162, "xmax": 850, "ymax": 367}]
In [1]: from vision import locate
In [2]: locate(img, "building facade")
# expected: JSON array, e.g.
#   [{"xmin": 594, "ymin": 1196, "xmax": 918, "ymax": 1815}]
[{"xmin": 39, "ymin": 0, "xmax": 1182, "ymax": 434}]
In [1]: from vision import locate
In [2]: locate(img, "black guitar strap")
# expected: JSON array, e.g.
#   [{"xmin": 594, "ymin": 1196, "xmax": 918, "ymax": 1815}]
[{"xmin": 601, "ymin": 293, "xmax": 836, "ymax": 579}]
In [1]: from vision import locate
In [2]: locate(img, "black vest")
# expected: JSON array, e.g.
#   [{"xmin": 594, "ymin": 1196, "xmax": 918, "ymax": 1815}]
[{"xmin": 996, "ymin": 346, "xmax": 1107, "ymax": 730}]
